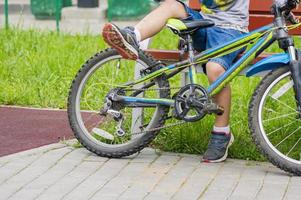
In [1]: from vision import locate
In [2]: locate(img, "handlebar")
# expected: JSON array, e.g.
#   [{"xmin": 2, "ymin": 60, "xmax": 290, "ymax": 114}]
[
  {"xmin": 273, "ymin": 0, "xmax": 300, "ymax": 24},
  {"xmin": 284, "ymin": 12, "xmax": 300, "ymax": 24}
]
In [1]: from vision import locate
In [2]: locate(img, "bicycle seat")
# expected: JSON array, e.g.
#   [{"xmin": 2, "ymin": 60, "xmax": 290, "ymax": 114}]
[{"xmin": 166, "ymin": 18, "xmax": 215, "ymax": 35}]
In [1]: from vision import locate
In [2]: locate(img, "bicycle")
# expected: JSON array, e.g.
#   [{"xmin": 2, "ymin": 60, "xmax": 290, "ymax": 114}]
[{"xmin": 68, "ymin": 0, "xmax": 301, "ymax": 175}]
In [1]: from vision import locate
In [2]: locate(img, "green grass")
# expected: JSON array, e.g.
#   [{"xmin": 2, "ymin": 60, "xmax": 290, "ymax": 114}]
[{"xmin": 1, "ymin": 27, "xmax": 300, "ymax": 161}]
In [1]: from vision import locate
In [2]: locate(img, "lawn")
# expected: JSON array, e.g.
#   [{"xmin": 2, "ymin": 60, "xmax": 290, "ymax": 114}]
[{"xmin": 1, "ymin": 28, "xmax": 299, "ymax": 161}]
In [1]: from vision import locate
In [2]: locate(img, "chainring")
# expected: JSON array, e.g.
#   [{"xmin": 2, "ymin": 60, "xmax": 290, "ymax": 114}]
[{"xmin": 174, "ymin": 84, "xmax": 208, "ymax": 122}]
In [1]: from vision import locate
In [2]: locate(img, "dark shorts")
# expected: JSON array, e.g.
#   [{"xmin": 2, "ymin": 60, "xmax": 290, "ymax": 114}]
[{"xmin": 178, "ymin": 1, "xmax": 246, "ymax": 70}]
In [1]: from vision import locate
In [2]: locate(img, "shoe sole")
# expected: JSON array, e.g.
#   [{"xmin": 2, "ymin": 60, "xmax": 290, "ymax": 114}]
[
  {"xmin": 102, "ymin": 23, "xmax": 138, "ymax": 60},
  {"xmin": 202, "ymin": 134, "xmax": 235, "ymax": 163}
]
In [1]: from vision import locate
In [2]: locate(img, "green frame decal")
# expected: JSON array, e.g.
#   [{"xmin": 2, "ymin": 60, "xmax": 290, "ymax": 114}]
[{"xmin": 119, "ymin": 24, "xmax": 276, "ymax": 107}]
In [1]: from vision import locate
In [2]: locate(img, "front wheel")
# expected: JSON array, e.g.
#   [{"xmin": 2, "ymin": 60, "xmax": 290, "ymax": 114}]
[{"xmin": 249, "ymin": 67, "xmax": 301, "ymax": 175}]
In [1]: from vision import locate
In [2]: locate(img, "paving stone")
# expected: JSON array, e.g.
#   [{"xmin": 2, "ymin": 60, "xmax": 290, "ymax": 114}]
[
  {"xmin": 90, "ymin": 161, "xmax": 151, "ymax": 200},
  {"xmin": 128, "ymin": 148, "xmax": 160, "ymax": 163},
  {"xmin": 228, "ymin": 164, "xmax": 268, "ymax": 200},
  {"xmin": 83, "ymin": 154, "xmax": 109, "ymax": 162},
  {"xmin": 284, "ymin": 184, "xmax": 300, "ymax": 200},
  {"xmin": 63, "ymin": 158, "xmax": 130, "ymax": 200},
  {"xmin": 0, "ymin": 142, "xmax": 66, "ymax": 163},
  {"xmin": 144, "ymin": 156, "xmax": 200, "ymax": 200},
  {"xmin": 284, "ymin": 176, "xmax": 301, "ymax": 200},
  {"xmin": 118, "ymin": 155, "xmax": 181, "ymax": 200},
  {"xmin": 200, "ymin": 160, "xmax": 246, "ymax": 200},
  {"xmin": 172, "ymin": 162, "xmax": 223, "ymax": 200},
  {"xmin": 8, "ymin": 148, "xmax": 89, "ymax": 200},
  {"xmin": 256, "ymin": 167, "xmax": 290, "ymax": 200},
  {"xmin": 0, "ymin": 154, "xmax": 39, "ymax": 184},
  {"xmin": 35, "ymin": 160, "xmax": 102, "ymax": 200},
  {"xmin": 0, "ymin": 162, "xmax": 5, "ymax": 168},
  {"xmin": 290, "ymin": 176, "xmax": 301, "ymax": 186},
  {"xmin": 1, "ymin": 144, "xmax": 301, "ymax": 200},
  {"xmin": 284, "ymin": 177, "xmax": 301, "ymax": 200},
  {"xmin": 273, "ymin": 172, "xmax": 300, "ymax": 200},
  {"xmin": 0, "ymin": 147, "xmax": 72, "ymax": 199}
]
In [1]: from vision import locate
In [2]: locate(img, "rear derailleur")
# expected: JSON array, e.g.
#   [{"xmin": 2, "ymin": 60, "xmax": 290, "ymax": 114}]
[{"xmin": 99, "ymin": 88, "xmax": 126, "ymax": 137}]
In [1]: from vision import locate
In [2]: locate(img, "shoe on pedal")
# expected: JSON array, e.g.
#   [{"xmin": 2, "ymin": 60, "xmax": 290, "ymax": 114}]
[
  {"xmin": 202, "ymin": 132, "xmax": 234, "ymax": 163},
  {"xmin": 102, "ymin": 23, "xmax": 140, "ymax": 60}
]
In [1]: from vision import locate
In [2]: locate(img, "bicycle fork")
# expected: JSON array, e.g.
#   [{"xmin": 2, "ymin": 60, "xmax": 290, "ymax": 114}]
[
  {"xmin": 288, "ymin": 48, "xmax": 301, "ymax": 118},
  {"xmin": 274, "ymin": 5, "xmax": 301, "ymax": 117}
]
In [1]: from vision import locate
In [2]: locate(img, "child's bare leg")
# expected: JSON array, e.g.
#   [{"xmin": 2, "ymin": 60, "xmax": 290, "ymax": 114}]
[
  {"xmin": 135, "ymin": 0, "xmax": 188, "ymax": 40},
  {"xmin": 206, "ymin": 62, "xmax": 231, "ymax": 128}
]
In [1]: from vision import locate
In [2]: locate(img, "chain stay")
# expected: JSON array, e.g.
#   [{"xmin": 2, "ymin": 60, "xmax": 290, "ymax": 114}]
[{"xmin": 112, "ymin": 86, "xmax": 191, "ymax": 136}]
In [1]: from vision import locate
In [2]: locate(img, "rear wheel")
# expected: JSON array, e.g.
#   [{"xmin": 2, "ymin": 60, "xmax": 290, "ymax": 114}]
[
  {"xmin": 68, "ymin": 48, "xmax": 170, "ymax": 158},
  {"xmin": 249, "ymin": 67, "xmax": 301, "ymax": 175}
]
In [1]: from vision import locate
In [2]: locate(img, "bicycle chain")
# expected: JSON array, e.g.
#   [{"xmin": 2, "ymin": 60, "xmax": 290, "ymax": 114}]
[
  {"xmin": 130, "ymin": 120, "xmax": 189, "ymax": 136},
  {"xmin": 121, "ymin": 86, "xmax": 190, "ymax": 136}
]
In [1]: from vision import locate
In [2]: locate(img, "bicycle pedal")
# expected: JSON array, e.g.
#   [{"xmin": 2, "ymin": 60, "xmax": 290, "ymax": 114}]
[
  {"xmin": 204, "ymin": 103, "xmax": 224, "ymax": 115},
  {"xmin": 216, "ymin": 106, "xmax": 224, "ymax": 116}
]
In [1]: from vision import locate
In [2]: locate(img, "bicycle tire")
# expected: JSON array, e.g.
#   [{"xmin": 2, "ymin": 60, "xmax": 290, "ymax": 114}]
[
  {"xmin": 67, "ymin": 48, "xmax": 170, "ymax": 158},
  {"xmin": 249, "ymin": 66, "xmax": 301, "ymax": 175}
]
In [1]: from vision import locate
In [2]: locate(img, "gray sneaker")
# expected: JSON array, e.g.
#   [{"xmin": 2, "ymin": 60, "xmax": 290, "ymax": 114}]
[
  {"xmin": 202, "ymin": 132, "xmax": 234, "ymax": 163},
  {"xmin": 102, "ymin": 23, "xmax": 139, "ymax": 60}
]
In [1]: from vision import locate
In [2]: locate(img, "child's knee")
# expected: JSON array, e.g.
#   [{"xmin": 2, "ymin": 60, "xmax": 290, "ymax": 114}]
[
  {"xmin": 206, "ymin": 62, "xmax": 226, "ymax": 82},
  {"xmin": 161, "ymin": 0, "xmax": 187, "ymax": 18}
]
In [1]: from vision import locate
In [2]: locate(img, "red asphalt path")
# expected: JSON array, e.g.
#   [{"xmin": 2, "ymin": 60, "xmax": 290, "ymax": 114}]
[{"xmin": 0, "ymin": 107, "xmax": 73, "ymax": 157}]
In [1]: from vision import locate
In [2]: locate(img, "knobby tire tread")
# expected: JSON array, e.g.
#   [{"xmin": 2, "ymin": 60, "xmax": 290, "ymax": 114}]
[
  {"xmin": 67, "ymin": 48, "xmax": 170, "ymax": 158},
  {"xmin": 249, "ymin": 67, "xmax": 301, "ymax": 175}
]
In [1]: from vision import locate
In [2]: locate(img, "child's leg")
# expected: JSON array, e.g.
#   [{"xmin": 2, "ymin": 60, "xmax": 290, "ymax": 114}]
[
  {"xmin": 206, "ymin": 62, "xmax": 231, "ymax": 128},
  {"xmin": 202, "ymin": 62, "xmax": 233, "ymax": 163},
  {"xmin": 135, "ymin": 0, "xmax": 188, "ymax": 41},
  {"xmin": 102, "ymin": 0, "xmax": 188, "ymax": 59}
]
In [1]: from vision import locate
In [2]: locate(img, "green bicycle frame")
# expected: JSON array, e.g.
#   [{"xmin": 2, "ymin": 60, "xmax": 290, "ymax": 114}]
[{"xmin": 120, "ymin": 24, "xmax": 276, "ymax": 107}]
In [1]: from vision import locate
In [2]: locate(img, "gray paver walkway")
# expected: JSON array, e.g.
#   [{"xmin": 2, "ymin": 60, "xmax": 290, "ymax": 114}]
[{"xmin": 0, "ymin": 143, "xmax": 300, "ymax": 200}]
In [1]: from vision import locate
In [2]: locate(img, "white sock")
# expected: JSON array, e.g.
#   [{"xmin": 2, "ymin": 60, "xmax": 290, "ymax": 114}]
[
  {"xmin": 139, "ymin": 38, "xmax": 151, "ymax": 50},
  {"xmin": 134, "ymin": 28, "xmax": 141, "ymax": 42},
  {"xmin": 213, "ymin": 125, "xmax": 231, "ymax": 135}
]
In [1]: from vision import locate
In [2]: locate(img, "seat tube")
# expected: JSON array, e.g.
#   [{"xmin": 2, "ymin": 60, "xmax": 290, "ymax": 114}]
[{"xmin": 186, "ymin": 35, "xmax": 198, "ymax": 84}]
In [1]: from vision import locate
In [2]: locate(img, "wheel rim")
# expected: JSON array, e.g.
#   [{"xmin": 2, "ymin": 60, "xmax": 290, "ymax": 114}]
[
  {"xmin": 74, "ymin": 55, "xmax": 162, "ymax": 148},
  {"xmin": 258, "ymin": 71, "xmax": 301, "ymax": 164}
]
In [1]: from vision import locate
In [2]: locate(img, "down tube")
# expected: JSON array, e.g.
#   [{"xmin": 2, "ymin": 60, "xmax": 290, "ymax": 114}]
[{"xmin": 207, "ymin": 33, "xmax": 274, "ymax": 96}]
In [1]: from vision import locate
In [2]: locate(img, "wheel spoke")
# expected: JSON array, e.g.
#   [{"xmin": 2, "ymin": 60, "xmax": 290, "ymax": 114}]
[
  {"xmin": 88, "ymin": 120, "xmax": 103, "ymax": 132},
  {"xmin": 82, "ymin": 112, "xmax": 101, "ymax": 125},
  {"xmin": 275, "ymin": 126, "xmax": 301, "ymax": 148},
  {"xmin": 263, "ymin": 112, "xmax": 298, "ymax": 123},
  {"xmin": 286, "ymin": 136, "xmax": 301, "ymax": 156},
  {"xmin": 268, "ymin": 95, "xmax": 297, "ymax": 113},
  {"xmin": 263, "ymin": 107, "xmax": 301, "ymax": 123},
  {"xmin": 267, "ymin": 121, "xmax": 297, "ymax": 136}
]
